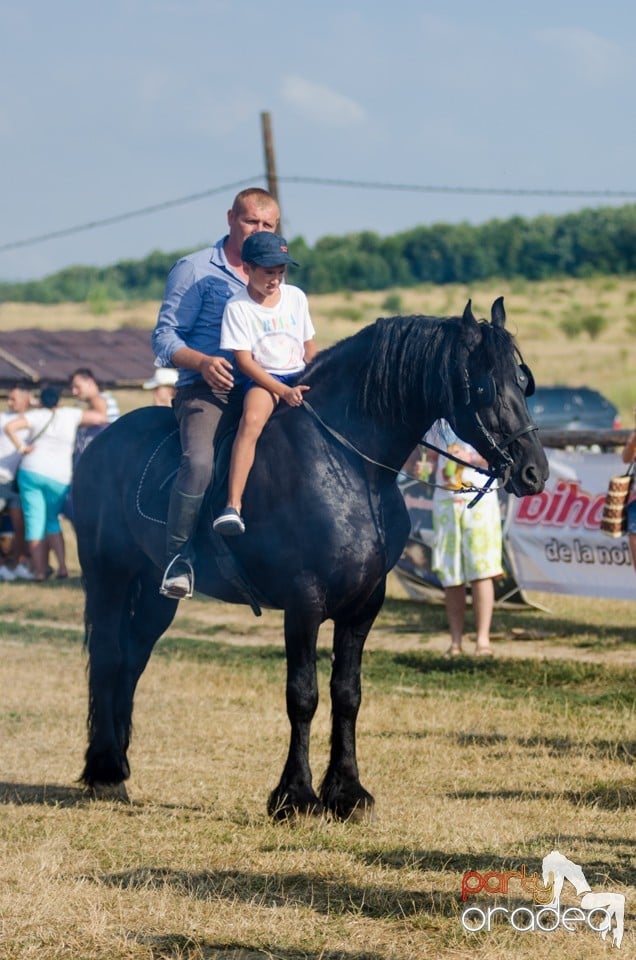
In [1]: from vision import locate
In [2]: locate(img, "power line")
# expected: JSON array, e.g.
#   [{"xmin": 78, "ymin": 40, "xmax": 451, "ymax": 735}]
[
  {"xmin": 0, "ymin": 177, "xmax": 262, "ymax": 254},
  {"xmin": 1, "ymin": 174, "xmax": 635, "ymax": 255},
  {"xmin": 279, "ymin": 175, "xmax": 636, "ymax": 199}
]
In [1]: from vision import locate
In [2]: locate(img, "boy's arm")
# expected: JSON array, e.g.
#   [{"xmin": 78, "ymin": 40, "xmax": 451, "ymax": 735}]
[
  {"xmin": 303, "ymin": 339, "xmax": 317, "ymax": 363},
  {"xmin": 234, "ymin": 351, "xmax": 309, "ymax": 408}
]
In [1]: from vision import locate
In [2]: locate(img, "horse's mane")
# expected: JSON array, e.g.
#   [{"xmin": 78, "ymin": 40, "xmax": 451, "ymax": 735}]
[{"xmin": 304, "ymin": 313, "xmax": 520, "ymax": 424}]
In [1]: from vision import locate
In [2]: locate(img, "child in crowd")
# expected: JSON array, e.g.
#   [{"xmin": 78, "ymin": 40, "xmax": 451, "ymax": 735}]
[{"xmin": 213, "ymin": 232, "xmax": 316, "ymax": 535}]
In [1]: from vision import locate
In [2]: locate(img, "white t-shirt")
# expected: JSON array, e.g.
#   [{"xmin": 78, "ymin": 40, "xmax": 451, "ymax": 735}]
[
  {"xmin": 19, "ymin": 407, "xmax": 84, "ymax": 486},
  {"xmin": 220, "ymin": 285, "xmax": 315, "ymax": 375},
  {"xmin": 0, "ymin": 412, "xmax": 29, "ymax": 484}
]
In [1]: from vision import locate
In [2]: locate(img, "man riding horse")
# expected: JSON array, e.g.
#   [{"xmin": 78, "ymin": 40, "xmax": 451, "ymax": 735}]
[{"xmin": 151, "ymin": 187, "xmax": 280, "ymax": 600}]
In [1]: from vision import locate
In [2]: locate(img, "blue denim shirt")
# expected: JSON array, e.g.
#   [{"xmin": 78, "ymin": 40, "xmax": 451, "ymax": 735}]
[{"xmin": 151, "ymin": 237, "xmax": 246, "ymax": 388}]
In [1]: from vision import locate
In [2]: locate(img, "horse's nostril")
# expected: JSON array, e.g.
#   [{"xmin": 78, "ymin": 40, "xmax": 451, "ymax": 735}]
[
  {"xmin": 521, "ymin": 463, "xmax": 547, "ymax": 492},
  {"xmin": 522, "ymin": 465, "xmax": 538, "ymax": 484}
]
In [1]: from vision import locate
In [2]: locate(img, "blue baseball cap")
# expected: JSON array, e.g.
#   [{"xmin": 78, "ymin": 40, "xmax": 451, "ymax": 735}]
[{"xmin": 241, "ymin": 231, "xmax": 299, "ymax": 267}]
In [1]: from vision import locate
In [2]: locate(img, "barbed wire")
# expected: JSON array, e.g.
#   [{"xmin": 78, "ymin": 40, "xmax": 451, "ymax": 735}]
[{"xmin": 1, "ymin": 173, "xmax": 635, "ymax": 255}]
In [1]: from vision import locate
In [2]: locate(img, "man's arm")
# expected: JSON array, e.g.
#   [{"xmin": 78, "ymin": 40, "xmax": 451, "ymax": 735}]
[
  {"xmin": 79, "ymin": 409, "xmax": 109, "ymax": 428},
  {"xmin": 88, "ymin": 394, "xmax": 108, "ymax": 417},
  {"xmin": 171, "ymin": 346, "xmax": 234, "ymax": 392},
  {"xmin": 152, "ymin": 258, "xmax": 234, "ymax": 392}
]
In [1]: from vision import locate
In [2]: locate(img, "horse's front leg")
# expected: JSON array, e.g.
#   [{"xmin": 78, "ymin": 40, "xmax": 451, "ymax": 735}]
[
  {"xmin": 268, "ymin": 590, "xmax": 324, "ymax": 821},
  {"xmin": 320, "ymin": 581, "xmax": 385, "ymax": 821}
]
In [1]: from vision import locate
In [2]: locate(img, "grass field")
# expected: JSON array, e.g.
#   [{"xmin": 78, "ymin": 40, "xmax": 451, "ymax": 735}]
[
  {"xmin": 1, "ymin": 273, "xmax": 635, "ymax": 424},
  {"xmin": 0, "ymin": 547, "xmax": 634, "ymax": 959},
  {"xmin": 0, "ymin": 276, "xmax": 634, "ymax": 957}
]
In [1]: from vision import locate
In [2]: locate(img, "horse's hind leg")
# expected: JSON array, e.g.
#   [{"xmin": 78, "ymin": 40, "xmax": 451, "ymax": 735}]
[
  {"xmin": 82, "ymin": 562, "xmax": 178, "ymax": 792},
  {"xmin": 81, "ymin": 569, "xmax": 132, "ymax": 790},
  {"xmin": 320, "ymin": 583, "xmax": 385, "ymax": 821}
]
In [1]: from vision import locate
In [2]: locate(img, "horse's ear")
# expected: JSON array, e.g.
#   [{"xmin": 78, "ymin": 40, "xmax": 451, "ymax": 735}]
[
  {"xmin": 462, "ymin": 300, "xmax": 476, "ymax": 324},
  {"xmin": 459, "ymin": 299, "xmax": 481, "ymax": 350},
  {"xmin": 491, "ymin": 296, "xmax": 506, "ymax": 328}
]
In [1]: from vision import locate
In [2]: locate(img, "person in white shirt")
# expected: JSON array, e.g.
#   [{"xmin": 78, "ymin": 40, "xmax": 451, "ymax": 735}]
[
  {"xmin": 4, "ymin": 385, "xmax": 107, "ymax": 580},
  {"xmin": 0, "ymin": 385, "xmax": 34, "ymax": 580},
  {"xmin": 213, "ymin": 231, "xmax": 316, "ymax": 536}
]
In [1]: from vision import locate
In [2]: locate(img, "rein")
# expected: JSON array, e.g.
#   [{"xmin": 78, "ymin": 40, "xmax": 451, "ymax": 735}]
[
  {"xmin": 301, "ymin": 400, "xmax": 535, "ymax": 508},
  {"xmin": 301, "ymin": 399, "xmax": 398, "ymax": 473}
]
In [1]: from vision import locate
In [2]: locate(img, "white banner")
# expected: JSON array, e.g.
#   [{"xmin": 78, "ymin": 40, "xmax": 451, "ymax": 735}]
[{"xmin": 504, "ymin": 449, "xmax": 634, "ymax": 601}]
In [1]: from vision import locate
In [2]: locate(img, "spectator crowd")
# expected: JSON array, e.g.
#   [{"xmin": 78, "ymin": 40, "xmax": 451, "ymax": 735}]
[{"xmin": 0, "ymin": 367, "xmax": 180, "ymax": 583}]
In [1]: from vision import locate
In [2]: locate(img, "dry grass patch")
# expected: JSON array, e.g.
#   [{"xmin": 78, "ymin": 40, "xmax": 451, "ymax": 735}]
[{"xmin": 0, "ymin": 573, "xmax": 633, "ymax": 959}]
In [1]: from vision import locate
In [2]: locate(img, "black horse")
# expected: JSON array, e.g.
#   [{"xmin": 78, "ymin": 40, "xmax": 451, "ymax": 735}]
[{"xmin": 74, "ymin": 298, "xmax": 548, "ymax": 819}]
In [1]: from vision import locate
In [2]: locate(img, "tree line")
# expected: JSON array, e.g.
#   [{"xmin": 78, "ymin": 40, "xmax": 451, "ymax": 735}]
[{"xmin": 2, "ymin": 204, "xmax": 635, "ymax": 304}]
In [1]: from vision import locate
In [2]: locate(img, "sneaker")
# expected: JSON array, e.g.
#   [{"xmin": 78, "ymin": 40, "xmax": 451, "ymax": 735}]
[
  {"xmin": 212, "ymin": 507, "xmax": 246, "ymax": 536},
  {"xmin": 12, "ymin": 563, "xmax": 35, "ymax": 581},
  {"xmin": 0, "ymin": 565, "xmax": 17, "ymax": 582},
  {"xmin": 159, "ymin": 555, "xmax": 194, "ymax": 599}
]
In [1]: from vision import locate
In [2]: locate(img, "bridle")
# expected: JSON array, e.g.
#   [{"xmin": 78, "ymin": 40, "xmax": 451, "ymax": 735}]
[
  {"xmin": 420, "ymin": 361, "xmax": 538, "ymax": 505},
  {"xmin": 302, "ymin": 360, "xmax": 538, "ymax": 509}
]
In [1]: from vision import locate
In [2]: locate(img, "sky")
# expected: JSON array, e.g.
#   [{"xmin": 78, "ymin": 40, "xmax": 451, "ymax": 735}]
[{"xmin": 1, "ymin": 0, "xmax": 635, "ymax": 282}]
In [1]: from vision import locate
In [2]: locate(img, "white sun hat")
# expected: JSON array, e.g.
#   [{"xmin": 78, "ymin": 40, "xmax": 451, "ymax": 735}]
[{"xmin": 142, "ymin": 368, "xmax": 179, "ymax": 390}]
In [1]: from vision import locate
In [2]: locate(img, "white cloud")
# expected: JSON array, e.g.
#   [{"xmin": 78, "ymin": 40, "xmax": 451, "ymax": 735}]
[
  {"xmin": 281, "ymin": 75, "xmax": 366, "ymax": 126},
  {"xmin": 537, "ymin": 27, "xmax": 625, "ymax": 86}
]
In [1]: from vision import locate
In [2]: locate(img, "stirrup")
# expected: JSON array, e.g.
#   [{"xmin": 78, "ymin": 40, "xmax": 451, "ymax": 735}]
[{"xmin": 160, "ymin": 554, "xmax": 194, "ymax": 599}]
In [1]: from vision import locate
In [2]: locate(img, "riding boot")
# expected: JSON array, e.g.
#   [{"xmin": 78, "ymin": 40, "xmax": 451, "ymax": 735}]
[{"xmin": 160, "ymin": 489, "xmax": 206, "ymax": 599}]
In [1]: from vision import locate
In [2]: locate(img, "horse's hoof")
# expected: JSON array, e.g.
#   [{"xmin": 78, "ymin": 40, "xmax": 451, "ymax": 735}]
[
  {"xmin": 321, "ymin": 781, "xmax": 375, "ymax": 823},
  {"xmin": 85, "ymin": 781, "xmax": 130, "ymax": 803},
  {"xmin": 341, "ymin": 798, "xmax": 375, "ymax": 824},
  {"xmin": 267, "ymin": 788, "xmax": 325, "ymax": 822}
]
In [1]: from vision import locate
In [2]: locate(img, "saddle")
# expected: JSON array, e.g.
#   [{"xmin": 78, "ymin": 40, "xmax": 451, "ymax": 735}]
[{"xmin": 136, "ymin": 425, "xmax": 264, "ymax": 616}]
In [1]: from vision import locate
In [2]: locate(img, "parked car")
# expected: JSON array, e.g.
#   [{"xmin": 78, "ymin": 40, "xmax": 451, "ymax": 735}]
[{"xmin": 527, "ymin": 386, "xmax": 621, "ymax": 431}]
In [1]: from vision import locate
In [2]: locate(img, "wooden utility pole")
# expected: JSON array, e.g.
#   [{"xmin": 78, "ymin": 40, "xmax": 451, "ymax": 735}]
[{"xmin": 260, "ymin": 111, "xmax": 282, "ymax": 226}]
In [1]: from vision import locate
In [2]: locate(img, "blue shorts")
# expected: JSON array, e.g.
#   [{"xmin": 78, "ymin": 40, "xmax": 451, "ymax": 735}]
[
  {"xmin": 627, "ymin": 499, "xmax": 636, "ymax": 535},
  {"xmin": 18, "ymin": 469, "xmax": 70, "ymax": 541},
  {"xmin": 243, "ymin": 373, "xmax": 295, "ymax": 394}
]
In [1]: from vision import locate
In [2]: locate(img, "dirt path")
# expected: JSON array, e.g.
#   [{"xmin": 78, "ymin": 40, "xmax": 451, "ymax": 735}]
[{"xmin": 6, "ymin": 570, "xmax": 633, "ymax": 667}]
